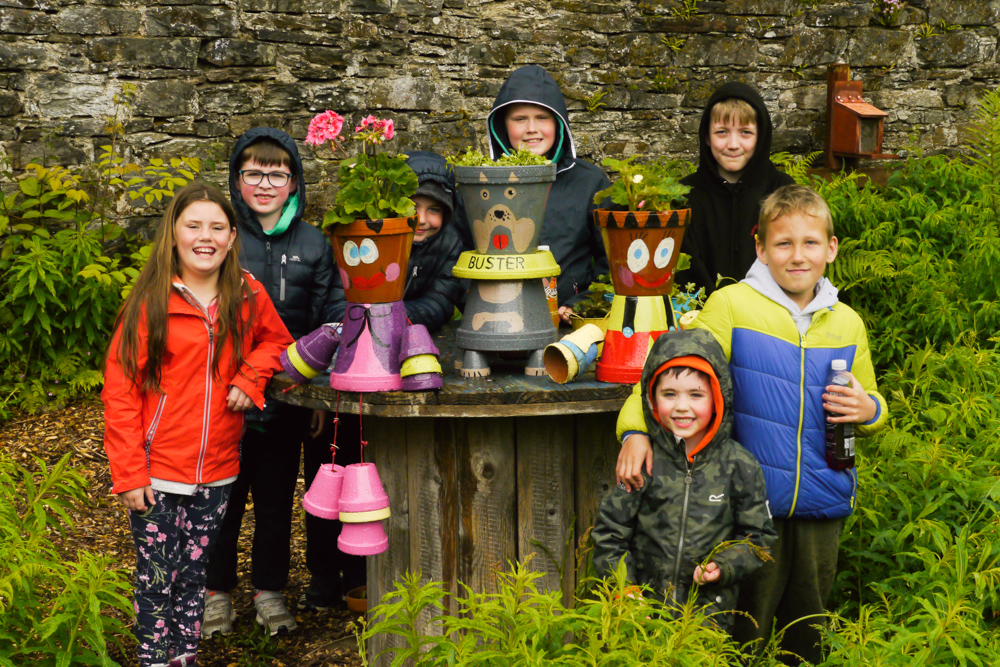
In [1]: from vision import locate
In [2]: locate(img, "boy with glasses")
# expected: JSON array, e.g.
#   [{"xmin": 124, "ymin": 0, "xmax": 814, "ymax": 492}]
[{"xmin": 202, "ymin": 128, "xmax": 335, "ymax": 638}]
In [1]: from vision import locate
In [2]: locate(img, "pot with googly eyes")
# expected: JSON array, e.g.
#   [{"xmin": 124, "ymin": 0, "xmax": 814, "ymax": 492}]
[
  {"xmin": 327, "ymin": 216, "xmax": 416, "ymax": 392},
  {"xmin": 329, "ymin": 216, "xmax": 418, "ymax": 304},
  {"xmin": 592, "ymin": 208, "xmax": 690, "ymax": 384},
  {"xmin": 594, "ymin": 209, "xmax": 690, "ymax": 298}
]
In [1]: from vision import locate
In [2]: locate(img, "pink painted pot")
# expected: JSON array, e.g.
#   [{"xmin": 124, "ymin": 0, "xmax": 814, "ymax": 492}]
[
  {"xmin": 338, "ymin": 521, "xmax": 389, "ymax": 556},
  {"xmin": 303, "ymin": 463, "xmax": 346, "ymax": 520},
  {"xmin": 338, "ymin": 462, "xmax": 390, "ymax": 513}
]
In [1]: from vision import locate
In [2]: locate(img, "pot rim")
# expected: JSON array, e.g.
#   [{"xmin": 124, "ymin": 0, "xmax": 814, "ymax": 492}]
[
  {"xmin": 593, "ymin": 207, "xmax": 690, "ymax": 229},
  {"xmin": 454, "ymin": 162, "xmax": 557, "ymax": 185}
]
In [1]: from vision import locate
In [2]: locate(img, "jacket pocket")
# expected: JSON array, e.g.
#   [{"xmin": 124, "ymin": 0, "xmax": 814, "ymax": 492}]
[{"xmin": 145, "ymin": 394, "xmax": 168, "ymax": 446}]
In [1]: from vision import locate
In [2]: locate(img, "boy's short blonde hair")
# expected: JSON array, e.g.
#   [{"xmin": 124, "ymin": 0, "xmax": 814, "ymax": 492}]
[
  {"xmin": 709, "ymin": 97, "xmax": 757, "ymax": 128},
  {"xmin": 757, "ymin": 184, "xmax": 834, "ymax": 243},
  {"xmin": 239, "ymin": 138, "xmax": 292, "ymax": 169}
]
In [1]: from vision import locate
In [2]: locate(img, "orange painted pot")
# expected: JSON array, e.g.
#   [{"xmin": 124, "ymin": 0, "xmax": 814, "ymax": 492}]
[
  {"xmin": 594, "ymin": 209, "xmax": 690, "ymax": 297},
  {"xmin": 329, "ymin": 217, "xmax": 417, "ymax": 304}
]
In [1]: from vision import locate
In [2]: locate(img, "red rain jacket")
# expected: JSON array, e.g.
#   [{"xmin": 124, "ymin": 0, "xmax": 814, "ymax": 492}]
[{"xmin": 102, "ymin": 273, "xmax": 292, "ymax": 494}]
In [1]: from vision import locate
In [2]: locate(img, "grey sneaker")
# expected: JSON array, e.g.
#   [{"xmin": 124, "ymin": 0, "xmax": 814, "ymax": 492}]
[
  {"xmin": 254, "ymin": 590, "xmax": 297, "ymax": 636},
  {"xmin": 201, "ymin": 590, "xmax": 235, "ymax": 638}
]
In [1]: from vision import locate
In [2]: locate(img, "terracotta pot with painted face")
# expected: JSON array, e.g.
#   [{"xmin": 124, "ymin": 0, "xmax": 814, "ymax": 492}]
[
  {"xmin": 454, "ymin": 163, "xmax": 557, "ymax": 255},
  {"xmin": 329, "ymin": 217, "xmax": 417, "ymax": 304},
  {"xmin": 594, "ymin": 209, "xmax": 690, "ymax": 297}
]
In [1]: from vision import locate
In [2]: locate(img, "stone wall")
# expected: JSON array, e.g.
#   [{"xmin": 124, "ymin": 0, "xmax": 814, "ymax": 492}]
[{"xmin": 2, "ymin": 0, "xmax": 999, "ymax": 220}]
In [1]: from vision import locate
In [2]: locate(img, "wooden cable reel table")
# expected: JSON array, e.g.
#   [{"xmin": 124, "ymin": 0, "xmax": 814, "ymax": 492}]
[{"xmin": 268, "ymin": 324, "xmax": 632, "ymax": 663}]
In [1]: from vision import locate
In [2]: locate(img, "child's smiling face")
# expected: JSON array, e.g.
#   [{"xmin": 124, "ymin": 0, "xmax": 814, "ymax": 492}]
[
  {"xmin": 238, "ymin": 158, "xmax": 296, "ymax": 229},
  {"xmin": 707, "ymin": 118, "xmax": 757, "ymax": 183},
  {"xmin": 173, "ymin": 200, "xmax": 235, "ymax": 284},
  {"xmin": 756, "ymin": 211, "xmax": 838, "ymax": 310},
  {"xmin": 413, "ymin": 195, "xmax": 444, "ymax": 243},
  {"xmin": 504, "ymin": 103, "xmax": 556, "ymax": 156},
  {"xmin": 654, "ymin": 368, "xmax": 714, "ymax": 449}
]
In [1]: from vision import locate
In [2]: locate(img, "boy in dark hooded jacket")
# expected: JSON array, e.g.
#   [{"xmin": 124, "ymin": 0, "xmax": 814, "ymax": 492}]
[
  {"xmin": 469, "ymin": 64, "xmax": 610, "ymax": 321},
  {"xmin": 203, "ymin": 127, "xmax": 335, "ymax": 637},
  {"xmin": 676, "ymin": 82, "xmax": 795, "ymax": 295},
  {"xmin": 402, "ymin": 151, "xmax": 466, "ymax": 333},
  {"xmin": 592, "ymin": 328, "xmax": 775, "ymax": 633}
]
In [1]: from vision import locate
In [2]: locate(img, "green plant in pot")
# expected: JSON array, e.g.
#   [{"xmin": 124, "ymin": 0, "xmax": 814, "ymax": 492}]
[
  {"xmin": 590, "ymin": 156, "xmax": 693, "ymax": 383},
  {"xmin": 448, "ymin": 147, "xmax": 556, "ymax": 255},
  {"xmin": 306, "ymin": 111, "xmax": 419, "ymax": 304},
  {"xmin": 592, "ymin": 156, "xmax": 692, "ymax": 297}
]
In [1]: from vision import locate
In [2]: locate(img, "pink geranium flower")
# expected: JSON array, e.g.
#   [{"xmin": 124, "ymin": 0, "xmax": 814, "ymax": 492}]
[
  {"xmin": 305, "ymin": 110, "xmax": 345, "ymax": 147},
  {"xmin": 381, "ymin": 119, "xmax": 395, "ymax": 141}
]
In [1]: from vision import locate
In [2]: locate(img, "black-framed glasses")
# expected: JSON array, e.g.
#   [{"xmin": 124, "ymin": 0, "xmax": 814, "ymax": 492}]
[{"xmin": 240, "ymin": 170, "xmax": 292, "ymax": 187}]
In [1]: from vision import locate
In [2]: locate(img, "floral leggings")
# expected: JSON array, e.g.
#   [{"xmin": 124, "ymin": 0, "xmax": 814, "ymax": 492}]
[{"xmin": 128, "ymin": 485, "xmax": 231, "ymax": 666}]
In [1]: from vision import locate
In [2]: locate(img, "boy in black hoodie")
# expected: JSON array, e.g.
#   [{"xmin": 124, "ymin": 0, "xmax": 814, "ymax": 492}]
[
  {"xmin": 676, "ymin": 82, "xmax": 795, "ymax": 296},
  {"xmin": 471, "ymin": 64, "xmax": 610, "ymax": 322},
  {"xmin": 203, "ymin": 128, "xmax": 335, "ymax": 638}
]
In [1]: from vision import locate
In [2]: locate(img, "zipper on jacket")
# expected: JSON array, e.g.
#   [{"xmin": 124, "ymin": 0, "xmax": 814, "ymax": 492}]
[
  {"xmin": 788, "ymin": 335, "xmax": 807, "ymax": 516},
  {"xmin": 280, "ymin": 254, "xmax": 287, "ymax": 301},
  {"xmin": 196, "ymin": 320, "xmax": 215, "ymax": 484},
  {"xmin": 671, "ymin": 458, "xmax": 694, "ymax": 602},
  {"xmin": 144, "ymin": 394, "xmax": 168, "ymax": 447}
]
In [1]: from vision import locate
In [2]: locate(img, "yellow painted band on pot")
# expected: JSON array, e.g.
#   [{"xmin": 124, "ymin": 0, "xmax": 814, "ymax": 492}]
[
  {"xmin": 338, "ymin": 507, "xmax": 391, "ymax": 523},
  {"xmin": 400, "ymin": 354, "xmax": 442, "ymax": 378},
  {"xmin": 452, "ymin": 250, "xmax": 562, "ymax": 280},
  {"xmin": 286, "ymin": 343, "xmax": 321, "ymax": 380}
]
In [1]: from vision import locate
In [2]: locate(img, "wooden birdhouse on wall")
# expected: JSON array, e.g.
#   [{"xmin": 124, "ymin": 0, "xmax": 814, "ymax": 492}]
[{"xmin": 825, "ymin": 64, "xmax": 896, "ymax": 169}]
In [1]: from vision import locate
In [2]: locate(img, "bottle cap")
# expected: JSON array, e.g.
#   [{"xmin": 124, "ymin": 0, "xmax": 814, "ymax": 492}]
[{"xmin": 831, "ymin": 359, "xmax": 847, "ymax": 371}]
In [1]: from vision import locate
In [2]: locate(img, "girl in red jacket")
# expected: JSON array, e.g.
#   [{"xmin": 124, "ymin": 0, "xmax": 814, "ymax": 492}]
[{"xmin": 102, "ymin": 183, "xmax": 292, "ymax": 667}]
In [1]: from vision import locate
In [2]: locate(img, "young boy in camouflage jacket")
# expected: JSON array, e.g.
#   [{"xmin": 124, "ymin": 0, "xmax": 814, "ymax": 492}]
[{"xmin": 592, "ymin": 328, "xmax": 776, "ymax": 632}]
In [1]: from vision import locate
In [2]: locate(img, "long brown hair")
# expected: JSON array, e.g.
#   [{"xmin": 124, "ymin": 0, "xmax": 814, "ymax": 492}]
[{"xmin": 111, "ymin": 182, "xmax": 256, "ymax": 393}]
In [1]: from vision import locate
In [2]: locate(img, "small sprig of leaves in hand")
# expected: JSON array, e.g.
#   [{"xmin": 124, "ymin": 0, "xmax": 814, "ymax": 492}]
[
  {"xmin": 448, "ymin": 147, "xmax": 551, "ymax": 167},
  {"xmin": 593, "ymin": 156, "xmax": 691, "ymax": 212}
]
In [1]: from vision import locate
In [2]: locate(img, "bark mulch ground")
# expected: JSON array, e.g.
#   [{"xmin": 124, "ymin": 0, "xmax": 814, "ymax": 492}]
[{"xmin": 0, "ymin": 399, "xmax": 365, "ymax": 667}]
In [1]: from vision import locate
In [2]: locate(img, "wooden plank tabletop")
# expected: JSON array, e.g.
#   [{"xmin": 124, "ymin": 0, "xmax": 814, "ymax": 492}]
[{"xmin": 267, "ymin": 323, "xmax": 634, "ymax": 418}]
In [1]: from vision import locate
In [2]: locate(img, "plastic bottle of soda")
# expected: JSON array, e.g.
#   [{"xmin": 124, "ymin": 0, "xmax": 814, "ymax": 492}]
[{"xmin": 824, "ymin": 359, "xmax": 855, "ymax": 470}]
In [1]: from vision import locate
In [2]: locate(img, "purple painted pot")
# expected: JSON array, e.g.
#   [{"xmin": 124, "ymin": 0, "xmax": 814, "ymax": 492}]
[{"xmin": 329, "ymin": 300, "xmax": 408, "ymax": 392}]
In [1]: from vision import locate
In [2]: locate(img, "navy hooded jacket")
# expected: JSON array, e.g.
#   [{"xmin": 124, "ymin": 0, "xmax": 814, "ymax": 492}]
[
  {"xmin": 401, "ymin": 151, "xmax": 467, "ymax": 334},
  {"xmin": 478, "ymin": 65, "xmax": 611, "ymax": 307},
  {"xmin": 229, "ymin": 127, "xmax": 335, "ymax": 340}
]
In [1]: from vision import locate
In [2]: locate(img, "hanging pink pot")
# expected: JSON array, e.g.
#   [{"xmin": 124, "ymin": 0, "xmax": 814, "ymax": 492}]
[{"xmin": 303, "ymin": 463, "xmax": 346, "ymax": 520}]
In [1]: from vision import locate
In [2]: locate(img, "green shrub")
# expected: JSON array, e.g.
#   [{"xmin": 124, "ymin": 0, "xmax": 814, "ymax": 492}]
[
  {"xmin": 0, "ymin": 452, "xmax": 132, "ymax": 665},
  {"xmin": 360, "ymin": 559, "xmax": 749, "ymax": 666},
  {"xmin": 0, "ymin": 105, "xmax": 205, "ymax": 418}
]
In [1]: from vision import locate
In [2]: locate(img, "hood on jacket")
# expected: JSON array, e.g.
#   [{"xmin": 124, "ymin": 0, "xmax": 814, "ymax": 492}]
[
  {"xmin": 641, "ymin": 328, "xmax": 734, "ymax": 463},
  {"xmin": 695, "ymin": 82, "xmax": 778, "ymax": 187},
  {"xmin": 406, "ymin": 150, "xmax": 457, "ymax": 227},
  {"xmin": 229, "ymin": 127, "xmax": 306, "ymax": 239},
  {"xmin": 742, "ymin": 258, "xmax": 839, "ymax": 336},
  {"xmin": 487, "ymin": 65, "xmax": 576, "ymax": 172}
]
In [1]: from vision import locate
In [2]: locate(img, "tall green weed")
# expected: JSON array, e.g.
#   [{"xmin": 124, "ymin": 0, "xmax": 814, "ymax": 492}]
[{"xmin": 0, "ymin": 452, "xmax": 132, "ymax": 665}]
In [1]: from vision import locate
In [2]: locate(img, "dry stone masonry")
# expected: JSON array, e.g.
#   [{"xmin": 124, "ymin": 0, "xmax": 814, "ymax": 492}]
[{"xmin": 2, "ymin": 0, "xmax": 999, "ymax": 221}]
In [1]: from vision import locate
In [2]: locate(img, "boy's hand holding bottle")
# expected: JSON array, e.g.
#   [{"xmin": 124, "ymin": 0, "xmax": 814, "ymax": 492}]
[{"xmin": 822, "ymin": 370, "xmax": 877, "ymax": 424}]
